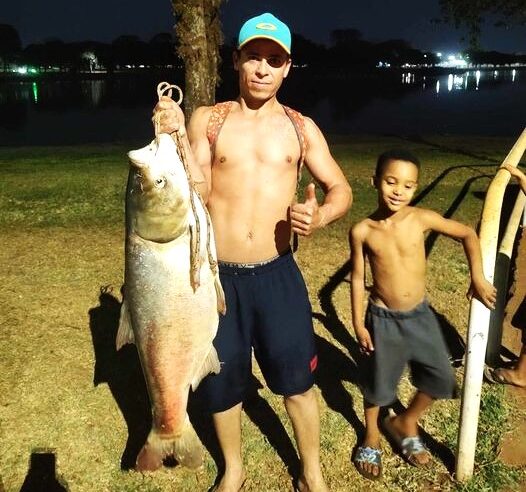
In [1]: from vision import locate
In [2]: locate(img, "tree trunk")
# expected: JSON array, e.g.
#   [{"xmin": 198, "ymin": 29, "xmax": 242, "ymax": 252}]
[{"xmin": 172, "ymin": 0, "xmax": 223, "ymax": 119}]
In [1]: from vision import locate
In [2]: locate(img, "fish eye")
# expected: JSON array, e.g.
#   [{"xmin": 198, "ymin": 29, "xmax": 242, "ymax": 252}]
[{"xmin": 154, "ymin": 177, "xmax": 166, "ymax": 188}]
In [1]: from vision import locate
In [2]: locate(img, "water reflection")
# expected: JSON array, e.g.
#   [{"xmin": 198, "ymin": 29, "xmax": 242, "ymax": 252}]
[{"xmin": 0, "ymin": 67, "xmax": 525, "ymax": 145}]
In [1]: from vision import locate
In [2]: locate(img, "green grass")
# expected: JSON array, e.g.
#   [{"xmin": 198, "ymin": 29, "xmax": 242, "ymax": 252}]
[{"xmin": 0, "ymin": 135, "xmax": 524, "ymax": 491}]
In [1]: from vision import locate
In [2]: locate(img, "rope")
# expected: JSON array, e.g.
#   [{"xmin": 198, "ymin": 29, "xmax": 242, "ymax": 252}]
[{"xmin": 154, "ymin": 82, "xmax": 218, "ymax": 283}]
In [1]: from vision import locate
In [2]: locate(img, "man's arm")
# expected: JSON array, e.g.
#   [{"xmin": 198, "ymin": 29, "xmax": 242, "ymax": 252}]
[
  {"xmin": 291, "ymin": 117, "xmax": 352, "ymax": 236},
  {"xmin": 419, "ymin": 209, "xmax": 497, "ymax": 309},
  {"xmin": 350, "ymin": 224, "xmax": 374, "ymax": 354},
  {"xmin": 153, "ymin": 96, "xmax": 211, "ymax": 202}
]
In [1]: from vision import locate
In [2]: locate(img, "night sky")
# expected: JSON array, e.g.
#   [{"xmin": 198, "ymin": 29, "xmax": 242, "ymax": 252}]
[{"xmin": 3, "ymin": 0, "xmax": 526, "ymax": 54}]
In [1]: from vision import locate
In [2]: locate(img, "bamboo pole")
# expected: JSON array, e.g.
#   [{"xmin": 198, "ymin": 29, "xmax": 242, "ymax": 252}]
[{"xmin": 456, "ymin": 128, "xmax": 526, "ymax": 482}]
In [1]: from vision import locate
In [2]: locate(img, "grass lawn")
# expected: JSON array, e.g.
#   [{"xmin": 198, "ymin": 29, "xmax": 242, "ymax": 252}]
[{"xmin": 0, "ymin": 134, "xmax": 525, "ymax": 491}]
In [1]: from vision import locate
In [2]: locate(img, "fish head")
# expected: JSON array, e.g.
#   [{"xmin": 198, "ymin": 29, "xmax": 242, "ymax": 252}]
[{"xmin": 126, "ymin": 134, "xmax": 191, "ymax": 242}]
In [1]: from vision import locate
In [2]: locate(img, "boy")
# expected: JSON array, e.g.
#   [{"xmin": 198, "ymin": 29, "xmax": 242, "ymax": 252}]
[{"xmin": 349, "ymin": 150, "xmax": 496, "ymax": 480}]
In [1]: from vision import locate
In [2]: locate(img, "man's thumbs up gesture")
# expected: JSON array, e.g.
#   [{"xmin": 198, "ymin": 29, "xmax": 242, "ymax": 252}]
[{"xmin": 291, "ymin": 183, "xmax": 327, "ymax": 236}]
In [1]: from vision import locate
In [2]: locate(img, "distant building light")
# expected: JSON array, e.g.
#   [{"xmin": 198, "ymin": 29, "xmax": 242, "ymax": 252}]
[{"xmin": 17, "ymin": 67, "xmax": 28, "ymax": 74}]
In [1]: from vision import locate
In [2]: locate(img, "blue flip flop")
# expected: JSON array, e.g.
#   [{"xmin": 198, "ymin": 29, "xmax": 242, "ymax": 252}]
[
  {"xmin": 383, "ymin": 415, "xmax": 431, "ymax": 467},
  {"xmin": 353, "ymin": 445, "xmax": 382, "ymax": 480}
]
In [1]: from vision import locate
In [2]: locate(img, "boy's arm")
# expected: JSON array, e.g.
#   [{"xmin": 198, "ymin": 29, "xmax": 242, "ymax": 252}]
[
  {"xmin": 420, "ymin": 209, "xmax": 497, "ymax": 310},
  {"xmin": 349, "ymin": 224, "xmax": 374, "ymax": 354},
  {"xmin": 501, "ymin": 163, "xmax": 526, "ymax": 195}
]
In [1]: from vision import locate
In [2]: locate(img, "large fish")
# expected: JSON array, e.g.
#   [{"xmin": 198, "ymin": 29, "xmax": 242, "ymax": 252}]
[{"xmin": 116, "ymin": 123, "xmax": 225, "ymax": 471}]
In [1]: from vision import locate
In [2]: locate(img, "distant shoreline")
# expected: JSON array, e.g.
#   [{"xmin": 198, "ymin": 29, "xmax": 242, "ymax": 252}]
[{"xmin": 1, "ymin": 65, "xmax": 526, "ymax": 82}]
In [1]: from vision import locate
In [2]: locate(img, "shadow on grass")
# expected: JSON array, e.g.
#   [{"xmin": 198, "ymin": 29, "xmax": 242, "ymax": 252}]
[
  {"xmin": 88, "ymin": 286, "xmax": 151, "ymax": 470},
  {"xmin": 19, "ymin": 450, "xmax": 69, "ymax": 492}
]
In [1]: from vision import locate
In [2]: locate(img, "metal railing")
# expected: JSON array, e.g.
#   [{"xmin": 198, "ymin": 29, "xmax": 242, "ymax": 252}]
[{"xmin": 456, "ymin": 127, "xmax": 526, "ymax": 481}]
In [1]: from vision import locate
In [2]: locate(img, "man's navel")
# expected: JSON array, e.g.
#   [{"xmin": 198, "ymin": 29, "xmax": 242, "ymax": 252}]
[{"xmin": 247, "ymin": 231, "xmax": 254, "ymax": 240}]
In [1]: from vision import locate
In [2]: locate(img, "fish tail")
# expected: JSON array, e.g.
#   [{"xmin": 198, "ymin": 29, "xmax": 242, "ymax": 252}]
[
  {"xmin": 173, "ymin": 415, "xmax": 204, "ymax": 469},
  {"xmin": 135, "ymin": 416, "xmax": 204, "ymax": 471}
]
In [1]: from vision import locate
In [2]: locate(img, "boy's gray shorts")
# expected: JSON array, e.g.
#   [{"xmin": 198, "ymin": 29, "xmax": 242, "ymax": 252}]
[{"xmin": 360, "ymin": 299, "xmax": 456, "ymax": 406}]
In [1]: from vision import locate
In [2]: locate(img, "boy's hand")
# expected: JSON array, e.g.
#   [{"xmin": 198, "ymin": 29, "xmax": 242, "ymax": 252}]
[
  {"xmin": 467, "ymin": 277, "xmax": 497, "ymax": 310},
  {"xmin": 355, "ymin": 327, "xmax": 375, "ymax": 355},
  {"xmin": 152, "ymin": 96, "xmax": 186, "ymax": 136}
]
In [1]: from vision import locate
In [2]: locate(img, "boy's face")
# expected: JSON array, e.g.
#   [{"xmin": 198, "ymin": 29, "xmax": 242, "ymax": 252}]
[{"xmin": 373, "ymin": 159, "xmax": 419, "ymax": 212}]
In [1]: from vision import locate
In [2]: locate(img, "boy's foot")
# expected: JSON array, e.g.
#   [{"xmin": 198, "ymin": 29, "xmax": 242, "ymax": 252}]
[
  {"xmin": 484, "ymin": 366, "xmax": 526, "ymax": 388},
  {"xmin": 353, "ymin": 445, "xmax": 382, "ymax": 480},
  {"xmin": 383, "ymin": 415, "xmax": 431, "ymax": 467}
]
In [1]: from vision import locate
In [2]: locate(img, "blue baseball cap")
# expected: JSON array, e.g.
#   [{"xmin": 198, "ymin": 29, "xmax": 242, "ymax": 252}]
[{"xmin": 237, "ymin": 12, "xmax": 291, "ymax": 55}]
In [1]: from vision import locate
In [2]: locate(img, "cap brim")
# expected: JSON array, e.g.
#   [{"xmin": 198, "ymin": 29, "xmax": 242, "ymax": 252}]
[{"xmin": 238, "ymin": 35, "xmax": 290, "ymax": 55}]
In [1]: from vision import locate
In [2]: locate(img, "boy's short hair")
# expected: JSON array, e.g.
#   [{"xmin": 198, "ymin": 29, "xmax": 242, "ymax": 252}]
[{"xmin": 375, "ymin": 149, "xmax": 421, "ymax": 177}]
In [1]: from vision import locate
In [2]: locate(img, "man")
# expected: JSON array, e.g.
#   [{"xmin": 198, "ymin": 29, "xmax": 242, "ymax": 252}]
[{"xmin": 155, "ymin": 12, "xmax": 352, "ymax": 492}]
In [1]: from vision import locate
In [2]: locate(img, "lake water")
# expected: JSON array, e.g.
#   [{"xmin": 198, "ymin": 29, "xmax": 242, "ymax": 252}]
[{"xmin": 0, "ymin": 68, "xmax": 525, "ymax": 146}]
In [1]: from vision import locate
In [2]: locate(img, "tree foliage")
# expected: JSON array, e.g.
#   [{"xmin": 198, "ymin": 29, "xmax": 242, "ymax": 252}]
[
  {"xmin": 439, "ymin": 0, "xmax": 526, "ymax": 47},
  {"xmin": 0, "ymin": 24, "xmax": 22, "ymax": 70}
]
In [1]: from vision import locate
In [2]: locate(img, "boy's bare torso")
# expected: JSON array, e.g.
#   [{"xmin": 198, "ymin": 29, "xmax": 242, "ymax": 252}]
[
  {"xmin": 362, "ymin": 207, "xmax": 427, "ymax": 311},
  {"xmin": 207, "ymin": 103, "xmax": 301, "ymax": 263}
]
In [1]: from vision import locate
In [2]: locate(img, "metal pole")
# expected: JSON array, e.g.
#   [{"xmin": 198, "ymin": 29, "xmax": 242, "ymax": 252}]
[
  {"xmin": 486, "ymin": 192, "xmax": 526, "ymax": 365},
  {"xmin": 456, "ymin": 128, "xmax": 526, "ymax": 482}
]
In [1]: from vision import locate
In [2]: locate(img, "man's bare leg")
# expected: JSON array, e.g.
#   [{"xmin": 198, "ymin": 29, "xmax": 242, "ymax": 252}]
[
  {"xmin": 284, "ymin": 388, "xmax": 328, "ymax": 492},
  {"xmin": 212, "ymin": 403, "xmax": 246, "ymax": 492}
]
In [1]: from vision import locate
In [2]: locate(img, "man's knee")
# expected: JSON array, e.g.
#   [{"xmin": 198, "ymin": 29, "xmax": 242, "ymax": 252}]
[{"xmin": 283, "ymin": 386, "xmax": 315, "ymax": 404}]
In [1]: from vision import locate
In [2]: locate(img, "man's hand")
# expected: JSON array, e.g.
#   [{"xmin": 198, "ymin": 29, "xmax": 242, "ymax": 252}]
[
  {"xmin": 291, "ymin": 183, "xmax": 325, "ymax": 236},
  {"xmin": 152, "ymin": 95, "xmax": 186, "ymax": 136},
  {"xmin": 355, "ymin": 327, "xmax": 375, "ymax": 355},
  {"xmin": 467, "ymin": 277, "xmax": 497, "ymax": 310}
]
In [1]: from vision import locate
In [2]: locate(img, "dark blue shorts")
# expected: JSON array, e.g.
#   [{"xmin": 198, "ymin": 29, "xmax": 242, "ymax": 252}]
[
  {"xmin": 360, "ymin": 300, "xmax": 456, "ymax": 406},
  {"xmin": 196, "ymin": 251, "xmax": 317, "ymax": 413}
]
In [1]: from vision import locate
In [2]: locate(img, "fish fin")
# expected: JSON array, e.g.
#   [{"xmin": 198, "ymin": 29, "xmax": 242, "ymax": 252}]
[
  {"xmin": 116, "ymin": 299, "xmax": 135, "ymax": 350},
  {"xmin": 215, "ymin": 275, "xmax": 226, "ymax": 315},
  {"xmin": 191, "ymin": 346, "xmax": 221, "ymax": 391},
  {"xmin": 135, "ymin": 417, "xmax": 203, "ymax": 471}
]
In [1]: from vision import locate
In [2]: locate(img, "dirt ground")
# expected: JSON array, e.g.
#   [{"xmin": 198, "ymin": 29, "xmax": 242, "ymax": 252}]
[{"xmin": 498, "ymin": 226, "xmax": 526, "ymax": 477}]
